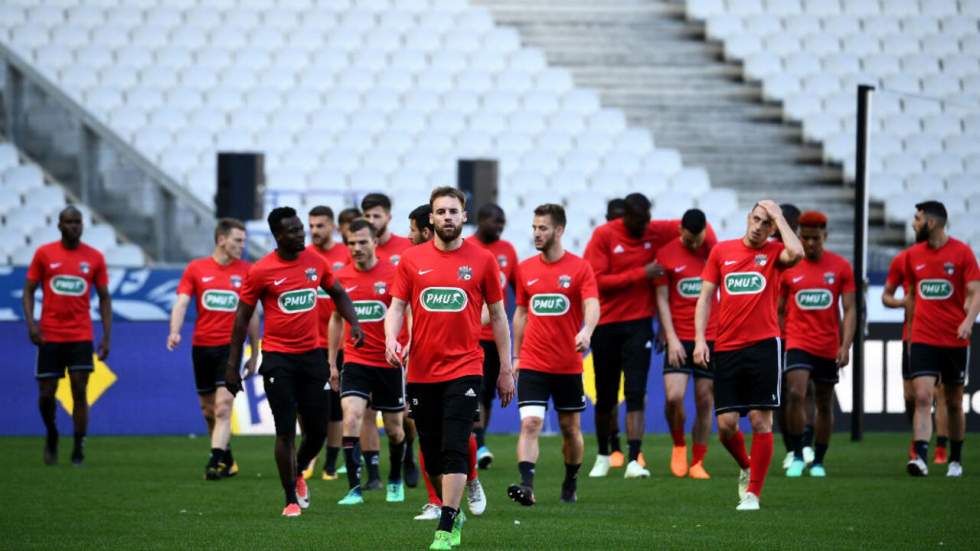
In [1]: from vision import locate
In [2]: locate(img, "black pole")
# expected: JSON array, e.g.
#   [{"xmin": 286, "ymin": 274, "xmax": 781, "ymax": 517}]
[{"xmin": 852, "ymin": 84, "xmax": 874, "ymax": 442}]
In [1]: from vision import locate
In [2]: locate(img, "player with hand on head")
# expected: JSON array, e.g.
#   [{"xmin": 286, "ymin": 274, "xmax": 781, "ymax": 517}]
[
  {"xmin": 223, "ymin": 207, "xmax": 363, "ymax": 517},
  {"xmin": 694, "ymin": 200, "xmax": 803, "ymax": 511}
]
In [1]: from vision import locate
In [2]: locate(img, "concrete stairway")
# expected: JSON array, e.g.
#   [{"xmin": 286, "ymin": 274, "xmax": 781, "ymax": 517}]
[{"xmin": 474, "ymin": 0, "xmax": 858, "ymax": 260}]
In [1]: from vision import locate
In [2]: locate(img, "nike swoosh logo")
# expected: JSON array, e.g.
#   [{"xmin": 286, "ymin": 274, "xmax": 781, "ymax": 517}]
[
  {"xmin": 274, "ymin": 277, "xmax": 287, "ymax": 286},
  {"xmin": 792, "ymin": 276, "xmax": 804, "ymax": 283},
  {"xmin": 674, "ymin": 265, "xmax": 686, "ymax": 273},
  {"xmin": 915, "ymin": 264, "xmax": 926, "ymax": 271},
  {"xmin": 418, "ymin": 269, "xmax": 434, "ymax": 275},
  {"xmin": 527, "ymin": 279, "xmax": 539, "ymax": 286},
  {"xmin": 724, "ymin": 260, "xmax": 737, "ymax": 266},
  {"xmin": 50, "ymin": 263, "xmax": 62, "ymax": 269},
  {"xmin": 345, "ymin": 286, "xmax": 358, "ymax": 293},
  {"xmin": 202, "ymin": 276, "xmax": 214, "ymax": 282}
]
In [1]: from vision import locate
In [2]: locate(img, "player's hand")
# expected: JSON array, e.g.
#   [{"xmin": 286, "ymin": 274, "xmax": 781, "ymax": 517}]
[
  {"xmin": 386, "ymin": 339, "xmax": 405, "ymax": 367},
  {"xmin": 329, "ymin": 365, "xmax": 340, "ymax": 392},
  {"xmin": 643, "ymin": 261, "xmax": 664, "ymax": 279},
  {"xmin": 574, "ymin": 328, "xmax": 591, "ymax": 353},
  {"xmin": 693, "ymin": 339, "xmax": 709, "ymax": 368},
  {"xmin": 836, "ymin": 346, "xmax": 850, "ymax": 368},
  {"xmin": 957, "ymin": 317, "xmax": 974, "ymax": 341},
  {"xmin": 497, "ymin": 368, "xmax": 515, "ymax": 408},
  {"xmin": 667, "ymin": 337, "xmax": 687, "ymax": 368},
  {"xmin": 225, "ymin": 362, "xmax": 243, "ymax": 395},
  {"xmin": 757, "ymin": 200, "xmax": 782, "ymax": 221},
  {"xmin": 351, "ymin": 325, "xmax": 365, "ymax": 347},
  {"xmin": 166, "ymin": 332, "xmax": 181, "ymax": 351},
  {"xmin": 97, "ymin": 339, "xmax": 110, "ymax": 361},
  {"xmin": 28, "ymin": 325, "xmax": 43, "ymax": 346}
]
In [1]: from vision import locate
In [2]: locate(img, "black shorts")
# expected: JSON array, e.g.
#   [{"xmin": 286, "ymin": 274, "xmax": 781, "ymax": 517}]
[
  {"xmin": 321, "ymin": 348, "xmax": 343, "ymax": 422},
  {"xmin": 260, "ymin": 350, "xmax": 332, "ymax": 436},
  {"xmin": 714, "ymin": 338, "xmax": 781, "ymax": 415},
  {"xmin": 35, "ymin": 341, "xmax": 93, "ymax": 379},
  {"xmin": 663, "ymin": 340, "xmax": 713, "ymax": 379},
  {"xmin": 517, "ymin": 369, "xmax": 586, "ymax": 413},
  {"xmin": 591, "ymin": 318, "xmax": 654, "ymax": 412},
  {"xmin": 192, "ymin": 345, "xmax": 229, "ymax": 395},
  {"xmin": 479, "ymin": 340, "xmax": 500, "ymax": 405},
  {"xmin": 407, "ymin": 375, "xmax": 482, "ymax": 475},
  {"xmin": 902, "ymin": 341, "xmax": 912, "ymax": 381},
  {"xmin": 341, "ymin": 362, "xmax": 406, "ymax": 411},
  {"xmin": 784, "ymin": 348, "xmax": 840, "ymax": 385},
  {"xmin": 910, "ymin": 343, "xmax": 970, "ymax": 386}
]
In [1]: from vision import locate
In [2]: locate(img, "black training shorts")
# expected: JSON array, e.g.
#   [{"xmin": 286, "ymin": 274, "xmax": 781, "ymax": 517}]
[
  {"xmin": 784, "ymin": 348, "xmax": 840, "ymax": 385},
  {"xmin": 479, "ymin": 340, "xmax": 500, "ymax": 405},
  {"xmin": 714, "ymin": 338, "xmax": 781, "ymax": 415},
  {"xmin": 192, "ymin": 344, "xmax": 229, "ymax": 395},
  {"xmin": 517, "ymin": 369, "xmax": 586, "ymax": 413},
  {"xmin": 36, "ymin": 341, "xmax": 94, "ymax": 380},
  {"xmin": 663, "ymin": 340, "xmax": 714, "ymax": 379},
  {"xmin": 407, "ymin": 375, "xmax": 482, "ymax": 475},
  {"xmin": 260, "ymin": 350, "xmax": 332, "ymax": 436},
  {"xmin": 910, "ymin": 343, "xmax": 970, "ymax": 386},
  {"xmin": 341, "ymin": 362, "xmax": 406, "ymax": 411}
]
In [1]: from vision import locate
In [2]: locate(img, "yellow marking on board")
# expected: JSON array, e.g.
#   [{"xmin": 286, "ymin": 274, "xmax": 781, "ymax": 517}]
[
  {"xmin": 56, "ymin": 355, "xmax": 117, "ymax": 413},
  {"xmin": 230, "ymin": 342, "xmax": 256, "ymax": 435},
  {"xmin": 581, "ymin": 353, "xmax": 625, "ymax": 405}
]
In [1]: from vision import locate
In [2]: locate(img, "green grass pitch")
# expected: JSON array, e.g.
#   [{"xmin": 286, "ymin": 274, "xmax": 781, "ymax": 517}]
[{"xmin": 1, "ymin": 433, "xmax": 978, "ymax": 550}]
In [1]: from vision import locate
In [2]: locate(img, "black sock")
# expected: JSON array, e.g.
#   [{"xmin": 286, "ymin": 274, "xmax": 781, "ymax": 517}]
[
  {"xmin": 73, "ymin": 433, "xmax": 86, "ymax": 452},
  {"xmin": 628, "ymin": 439, "xmax": 641, "ymax": 462},
  {"xmin": 610, "ymin": 433, "xmax": 622, "ymax": 453},
  {"xmin": 325, "ymin": 446, "xmax": 340, "ymax": 474},
  {"xmin": 597, "ymin": 433, "xmax": 610, "ymax": 456},
  {"xmin": 388, "ymin": 439, "xmax": 406, "ymax": 483},
  {"xmin": 342, "ymin": 436, "xmax": 361, "ymax": 490},
  {"xmin": 914, "ymin": 440, "xmax": 929, "ymax": 462},
  {"xmin": 788, "ymin": 433, "xmax": 803, "ymax": 460},
  {"xmin": 365, "ymin": 451, "xmax": 381, "ymax": 481},
  {"xmin": 474, "ymin": 427, "xmax": 486, "ymax": 448},
  {"xmin": 563, "ymin": 463, "xmax": 581, "ymax": 485},
  {"xmin": 814, "ymin": 443, "xmax": 828, "ymax": 465},
  {"xmin": 802, "ymin": 425, "xmax": 814, "ymax": 447},
  {"xmin": 518, "ymin": 461, "xmax": 535, "ymax": 488},
  {"xmin": 937, "ymin": 436, "xmax": 949, "ymax": 449},
  {"xmin": 209, "ymin": 447, "xmax": 223, "ymax": 467},
  {"xmin": 438, "ymin": 506, "xmax": 458, "ymax": 532},
  {"xmin": 224, "ymin": 446, "xmax": 234, "ymax": 466},
  {"xmin": 951, "ymin": 440, "xmax": 963, "ymax": 463}
]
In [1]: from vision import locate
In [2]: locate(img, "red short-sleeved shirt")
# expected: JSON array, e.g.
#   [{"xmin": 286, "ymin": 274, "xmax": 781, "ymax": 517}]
[
  {"xmin": 903, "ymin": 238, "xmax": 980, "ymax": 348},
  {"xmin": 701, "ymin": 239, "xmax": 786, "ymax": 352},
  {"xmin": 307, "ymin": 243, "xmax": 351, "ymax": 349},
  {"xmin": 239, "ymin": 249, "xmax": 336, "ymax": 354},
  {"xmin": 176, "ymin": 256, "xmax": 251, "ymax": 346},
  {"xmin": 377, "ymin": 233, "xmax": 412, "ymax": 266},
  {"xmin": 27, "ymin": 241, "xmax": 108, "ymax": 342},
  {"xmin": 391, "ymin": 240, "xmax": 503, "ymax": 383},
  {"xmin": 515, "ymin": 252, "xmax": 598, "ymax": 375},
  {"xmin": 466, "ymin": 236, "xmax": 518, "ymax": 341},
  {"xmin": 780, "ymin": 251, "xmax": 856, "ymax": 359},
  {"xmin": 885, "ymin": 249, "xmax": 911, "ymax": 341},
  {"xmin": 654, "ymin": 237, "xmax": 719, "ymax": 342},
  {"xmin": 333, "ymin": 260, "xmax": 402, "ymax": 368}
]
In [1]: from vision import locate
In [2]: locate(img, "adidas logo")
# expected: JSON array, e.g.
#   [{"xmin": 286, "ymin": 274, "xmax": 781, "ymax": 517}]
[
  {"xmin": 613, "ymin": 244, "xmax": 625, "ymax": 254},
  {"xmin": 464, "ymin": 388, "xmax": 477, "ymax": 397},
  {"xmin": 324, "ymin": 381, "xmax": 331, "ymax": 391}
]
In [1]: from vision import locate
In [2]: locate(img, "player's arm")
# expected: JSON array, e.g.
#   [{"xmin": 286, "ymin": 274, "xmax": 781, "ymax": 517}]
[
  {"xmin": 585, "ymin": 232, "xmax": 660, "ymax": 291},
  {"xmin": 95, "ymin": 284, "xmax": 112, "ymax": 360},
  {"xmin": 328, "ymin": 310, "xmax": 344, "ymax": 390},
  {"xmin": 838, "ymin": 291, "xmax": 857, "ymax": 367},
  {"xmin": 693, "ymin": 280, "xmax": 717, "ymax": 367},
  {"xmin": 167, "ymin": 294, "xmax": 192, "ymax": 351},
  {"xmin": 759, "ymin": 200, "xmax": 803, "ymax": 267},
  {"xmin": 488, "ymin": 299, "xmax": 515, "ymax": 407},
  {"xmin": 957, "ymin": 280, "xmax": 980, "ymax": 340},
  {"xmin": 881, "ymin": 280, "xmax": 905, "ymax": 309},
  {"xmin": 385, "ymin": 297, "xmax": 408, "ymax": 366},
  {"xmin": 323, "ymin": 280, "xmax": 363, "ymax": 346},
  {"xmin": 511, "ymin": 305, "xmax": 527, "ymax": 372},
  {"xmin": 22, "ymin": 278, "xmax": 41, "ymax": 345},
  {"xmin": 655, "ymin": 285, "xmax": 685, "ymax": 368},
  {"xmin": 224, "ymin": 301, "xmax": 255, "ymax": 394},
  {"xmin": 576, "ymin": 297, "xmax": 600, "ymax": 353},
  {"xmin": 243, "ymin": 306, "xmax": 261, "ymax": 376}
]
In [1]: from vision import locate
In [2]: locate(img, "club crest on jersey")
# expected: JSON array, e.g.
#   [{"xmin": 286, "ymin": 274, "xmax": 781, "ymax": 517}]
[
  {"xmin": 458, "ymin": 265, "xmax": 473, "ymax": 281},
  {"xmin": 230, "ymin": 275, "xmax": 242, "ymax": 288},
  {"xmin": 332, "ymin": 261, "xmax": 345, "ymax": 271},
  {"xmin": 824, "ymin": 272, "xmax": 835, "ymax": 284},
  {"xmin": 558, "ymin": 274, "xmax": 572, "ymax": 289},
  {"xmin": 374, "ymin": 281, "xmax": 387, "ymax": 295},
  {"xmin": 755, "ymin": 254, "xmax": 768, "ymax": 266},
  {"xmin": 79, "ymin": 262, "xmax": 90, "ymax": 274},
  {"xmin": 305, "ymin": 267, "xmax": 318, "ymax": 282},
  {"xmin": 944, "ymin": 262, "xmax": 955, "ymax": 276},
  {"xmin": 390, "ymin": 255, "xmax": 401, "ymax": 266},
  {"xmin": 497, "ymin": 254, "xmax": 508, "ymax": 268}
]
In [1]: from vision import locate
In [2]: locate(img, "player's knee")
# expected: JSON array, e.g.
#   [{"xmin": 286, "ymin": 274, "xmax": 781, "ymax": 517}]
[
  {"xmin": 786, "ymin": 385, "xmax": 806, "ymax": 405},
  {"xmin": 625, "ymin": 392, "xmax": 645, "ymax": 412},
  {"xmin": 695, "ymin": 393, "xmax": 713, "ymax": 413},
  {"xmin": 384, "ymin": 418, "xmax": 405, "ymax": 442},
  {"xmin": 520, "ymin": 416, "xmax": 543, "ymax": 435},
  {"xmin": 200, "ymin": 404, "xmax": 215, "ymax": 420},
  {"xmin": 665, "ymin": 394, "xmax": 685, "ymax": 412},
  {"xmin": 558, "ymin": 418, "xmax": 579, "ymax": 439}
]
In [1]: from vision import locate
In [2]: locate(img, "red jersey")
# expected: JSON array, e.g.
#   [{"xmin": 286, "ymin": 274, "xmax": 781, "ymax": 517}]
[
  {"xmin": 515, "ymin": 252, "xmax": 598, "ymax": 375},
  {"xmin": 333, "ymin": 260, "xmax": 402, "ymax": 368},
  {"xmin": 307, "ymin": 243, "xmax": 351, "ymax": 349},
  {"xmin": 377, "ymin": 233, "xmax": 412, "ymax": 266},
  {"xmin": 392, "ymin": 240, "xmax": 503, "ymax": 383},
  {"xmin": 465, "ymin": 235, "xmax": 518, "ymax": 341},
  {"xmin": 239, "ymin": 249, "xmax": 336, "ymax": 354},
  {"xmin": 701, "ymin": 239, "xmax": 786, "ymax": 352},
  {"xmin": 903, "ymin": 238, "xmax": 980, "ymax": 348},
  {"xmin": 885, "ymin": 249, "xmax": 912, "ymax": 341},
  {"xmin": 780, "ymin": 252, "xmax": 855, "ymax": 359},
  {"xmin": 654, "ymin": 237, "xmax": 719, "ymax": 341},
  {"xmin": 584, "ymin": 218, "xmax": 717, "ymax": 326},
  {"xmin": 176, "ymin": 256, "xmax": 251, "ymax": 346},
  {"xmin": 26, "ymin": 241, "xmax": 108, "ymax": 342}
]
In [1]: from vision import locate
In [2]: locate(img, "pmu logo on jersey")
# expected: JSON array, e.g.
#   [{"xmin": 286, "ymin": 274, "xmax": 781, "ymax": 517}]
[
  {"xmin": 918, "ymin": 279, "xmax": 953, "ymax": 300},
  {"xmin": 230, "ymin": 275, "xmax": 242, "ymax": 288},
  {"xmin": 353, "ymin": 300, "xmax": 387, "ymax": 322},
  {"xmin": 754, "ymin": 254, "xmax": 768, "ymax": 266},
  {"xmin": 823, "ymin": 272, "xmax": 835, "ymax": 284},
  {"xmin": 420, "ymin": 287, "xmax": 468, "ymax": 312},
  {"xmin": 202, "ymin": 289, "xmax": 239, "ymax": 312},
  {"xmin": 558, "ymin": 274, "xmax": 572, "ymax": 289},
  {"xmin": 530, "ymin": 293, "xmax": 570, "ymax": 316},
  {"xmin": 497, "ymin": 254, "xmax": 508, "ymax": 268},
  {"xmin": 50, "ymin": 275, "xmax": 87, "ymax": 296},
  {"xmin": 278, "ymin": 288, "xmax": 317, "ymax": 313},
  {"xmin": 944, "ymin": 262, "xmax": 955, "ymax": 276},
  {"xmin": 795, "ymin": 288, "xmax": 833, "ymax": 310},
  {"xmin": 677, "ymin": 277, "xmax": 702, "ymax": 298},
  {"xmin": 374, "ymin": 281, "xmax": 387, "ymax": 295},
  {"xmin": 458, "ymin": 265, "xmax": 473, "ymax": 281},
  {"xmin": 305, "ymin": 268, "xmax": 318, "ymax": 282},
  {"xmin": 724, "ymin": 272, "xmax": 766, "ymax": 295},
  {"xmin": 79, "ymin": 262, "xmax": 90, "ymax": 274},
  {"xmin": 390, "ymin": 255, "xmax": 401, "ymax": 266}
]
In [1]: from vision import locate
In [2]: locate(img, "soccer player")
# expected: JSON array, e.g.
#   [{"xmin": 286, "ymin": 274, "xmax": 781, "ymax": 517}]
[
  {"xmin": 901, "ymin": 201, "xmax": 980, "ymax": 477},
  {"xmin": 606, "ymin": 198, "xmax": 625, "ymax": 222},
  {"xmin": 167, "ymin": 218, "xmax": 260, "ymax": 480},
  {"xmin": 408, "ymin": 204, "xmax": 434, "ymax": 245},
  {"xmin": 303, "ymin": 206, "xmax": 351, "ymax": 481},
  {"xmin": 778, "ymin": 211, "xmax": 856, "ymax": 477},
  {"xmin": 507, "ymin": 204, "xmax": 599, "ymax": 506},
  {"xmin": 385, "ymin": 187, "xmax": 514, "ymax": 550},
  {"xmin": 24, "ymin": 206, "xmax": 111, "ymax": 466},
  {"xmin": 465, "ymin": 203, "xmax": 519, "ymax": 468},
  {"xmin": 330, "ymin": 219, "xmax": 408, "ymax": 505},
  {"xmin": 654, "ymin": 209, "xmax": 717, "ymax": 479},
  {"xmin": 223, "ymin": 207, "xmax": 363, "ymax": 517},
  {"xmin": 337, "ymin": 207, "xmax": 362, "ymax": 246},
  {"xmin": 694, "ymin": 200, "xmax": 803, "ymax": 511},
  {"xmin": 584, "ymin": 193, "xmax": 717, "ymax": 478}
]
